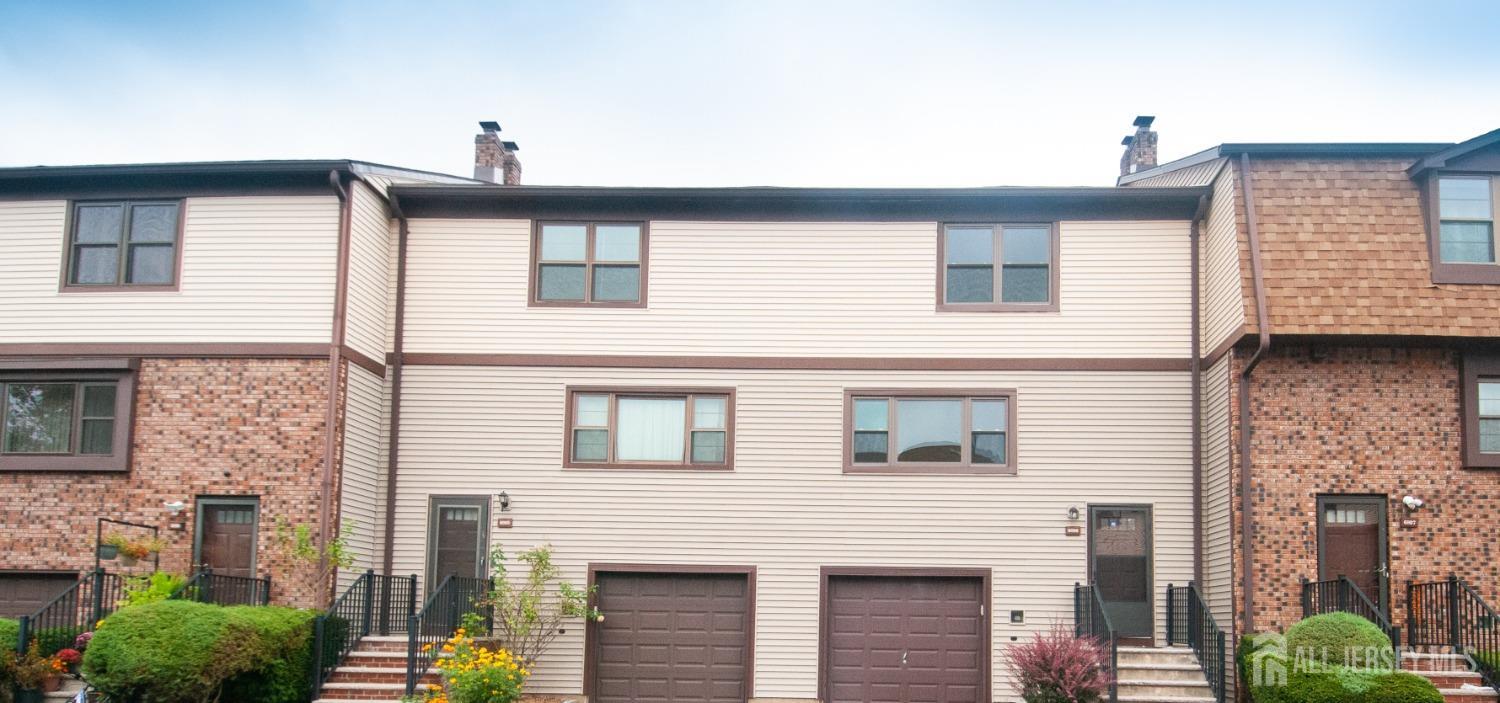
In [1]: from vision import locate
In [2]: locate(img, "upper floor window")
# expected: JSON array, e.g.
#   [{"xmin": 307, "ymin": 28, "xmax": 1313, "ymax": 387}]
[
  {"xmin": 1463, "ymin": 354, "xmax": 1500, "ymax": 469},
  {"xmin": 939, "ymin": 224, "xmax": 1057, "ymax": 311},
  {"xmin": 0, "ymin": 365, "xmax": 134, "ymax": 472},
  {"xmin": 1438, "ymin": 177, "xmax": 1496, "ymax": 264},
  {"xmin": 564, "ymin": 388, "xmax": 732, "ymax": 470},
  {"xmin": 66, "ymin": 201, "xmax": 182, "ymax": 289},
  {"xmin": 844, "ymin": 390, "xmax": 1016, "ymax": 474},
  {"xmin": 532, "ymin": 222, "xmax": 646, "ymax": 306}
]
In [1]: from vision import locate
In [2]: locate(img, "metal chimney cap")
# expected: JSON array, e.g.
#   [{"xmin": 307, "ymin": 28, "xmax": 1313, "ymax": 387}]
[
  {"xmin": 1133, "ymin": 115, "xmax": 1156, "ymax": 128},
  {"xmin": 479, "ymin": 120, "xmax": 502, "ymax": 132},
  {"xmin": 1121, "ymin": 135, "xmax": 1135, "ymax": 146}
]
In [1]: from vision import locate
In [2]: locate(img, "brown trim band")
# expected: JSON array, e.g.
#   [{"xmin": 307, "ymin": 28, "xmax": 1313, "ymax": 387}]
[
  {"xmin": 0, "ymin": 343, "xmax": 332, "ymax": 359},
  {"xmin": 381, "ymin": 199, "xmax": 410, "ymax": 577},
  {"xmin": 817, "ymin": 566, "xmax": 992, "ymax": 703},
  {"xmin": 321, "ymin": 169, "xmax": 354, "ymax": 591},
  {"xmin": 340, "ymin": 345, "xmax": 386, "ymax": 377},
  {"xmin": 399, "ymin": 353, "xmax": 1191, "ymax": 372},
  {"xmin": 1201, "ymin": 327, "xmax": 1247, "ymax": 367},
  {"xmin": 583, "ymin": 564, "xmax": 757, "ymax": 700}
]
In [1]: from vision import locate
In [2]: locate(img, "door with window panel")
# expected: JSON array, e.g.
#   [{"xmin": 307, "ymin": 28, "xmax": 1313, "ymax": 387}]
[{"xmin": 427, "ymin": 497, "xmax": 490, "ymax": 591}]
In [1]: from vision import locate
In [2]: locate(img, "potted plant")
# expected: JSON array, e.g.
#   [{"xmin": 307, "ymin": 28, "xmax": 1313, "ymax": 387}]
[
  {"xmin": 12, "ymin": 642, "xmax": 64, "ymax": 702},
  {"xmin": 99, "ymin": 533, "xmax": 127, "ymax": 560},
  {"xmin": 114, "ymin": 536, "xmax": 165, "ymax": 567}
]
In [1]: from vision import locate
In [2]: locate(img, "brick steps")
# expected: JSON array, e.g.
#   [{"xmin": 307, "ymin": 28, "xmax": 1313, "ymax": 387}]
[
  {"xmin": 316, "ymin": 635, "xmax": 438, "ymax": 703},
  {"xmin": 1403, "ymin": 651, "xmax": 1498, "ymax": 703}
]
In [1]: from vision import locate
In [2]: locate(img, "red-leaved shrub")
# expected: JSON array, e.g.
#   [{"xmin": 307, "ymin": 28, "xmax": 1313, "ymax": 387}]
[{"xmin": 1002, "ymin": 623, "xmax": 1113, "ymax": 703}]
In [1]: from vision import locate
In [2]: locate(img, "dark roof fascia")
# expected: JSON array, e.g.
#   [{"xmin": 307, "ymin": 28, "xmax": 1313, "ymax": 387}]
[
  {"xmin": 0, "ymin": 159, "xmax": 477, "ymax": 200},
  {"xmin": 1117, "ymin": 146, "xmax": 1224, "ymax": 185},
  {"xmin": 388, "ymin": 184, "xmax": 1211, "ymax": 221},
  {"xmin": 1406, "ymin": 128, "xmax": 1500, "ymax": 176},
  {"xmin": 1218, "ymin": 142, "xmax": 1451, "ymax": 158}
]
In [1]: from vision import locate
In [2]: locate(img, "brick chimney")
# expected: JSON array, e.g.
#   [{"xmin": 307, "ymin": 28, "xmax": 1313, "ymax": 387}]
[
  {"xmin": 1119, "ymin": 115, "xmax": 1158, "ymax": 177},
  {"xmin": 474, "ymin": 120, "xmax": 522, "ymax": 185}
]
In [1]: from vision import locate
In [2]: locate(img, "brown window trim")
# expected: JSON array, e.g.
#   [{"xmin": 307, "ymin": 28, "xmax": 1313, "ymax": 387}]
[
  {"xmin": 563, "ymin": 386, "xmax": 734, "ymax": 471},
  {"xmin": 842, "ymin": 388, "xmax": 1017, "ymax": 475},
  {"xmin": 0, "ymin": 365, "xmax": 136, "ymax": 472},
  {"xmin": 936, "ymin": 222, "xmax": 1060, "ymax": 312},
  {"xmin": 59, "ymin": 199, "xmax": 186, "ymax": 293},
  {"xmin": 1423, "ymin": 174, "xmax": 1500, "ymax": 285},
  {"xmin": 528, "ymin": 221, "xmax": 649, "ymax": 308},
  {"xmin": 1462, "ymin": 353, "xmax": 1500, "ymax": 469}
]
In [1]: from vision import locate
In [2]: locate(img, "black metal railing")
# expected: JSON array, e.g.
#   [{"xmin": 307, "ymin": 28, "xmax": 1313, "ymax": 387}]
[
  {"xmin": 170, "ymin": 568, "xmax": 271, "ymax": 606},
  {"xmin": 405, "ymin": 575, "xmax": 491, "ymax": 696},
  {"xmin": 310, "ymin": 570, "xmax": 419, "ymax": 694},
  {"xmin": 1074, "ymin": 582, "xmax": 1119, "ymax": 703},
  {"xmin": 1301, "ymin": 576, "xmax": 1400, "ymax": 658},
  {"xmin": 16, "ymin": 569, "xmax": 123, "ymax": 656},
  {"xmin": 1167, "ymin": 583, "xmax": 1227, "ymax": 703},
  {"xmin": 1407, "ymin": 576, "xmax": 1499, "ymax": 693}
]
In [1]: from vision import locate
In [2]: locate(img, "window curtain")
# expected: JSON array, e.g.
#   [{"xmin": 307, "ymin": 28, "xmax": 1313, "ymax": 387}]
[{"xmin": 616, "ymin": 398, "xmax": 685, "ymax": 461}]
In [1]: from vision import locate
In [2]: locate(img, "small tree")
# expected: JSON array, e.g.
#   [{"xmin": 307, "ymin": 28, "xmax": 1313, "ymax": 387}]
[
  {"xmin": 476, "ymin": 545, "xmax": 600, "ymax": 667},
  {"xmin": 269, "ymin": 519, "xmax": 355, "ymax": 605}
]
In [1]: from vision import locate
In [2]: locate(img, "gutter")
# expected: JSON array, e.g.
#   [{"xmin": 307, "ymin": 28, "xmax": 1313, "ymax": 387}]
[
  {"xmin": 323, "ymin": 169, "xmax": 354, "ymax": 602},
  {"xmin": 381, "ymin": 194, "xmax": 410, "ymax": 578},
  {"xmin": 1237, "ymin": 153, "xmax": 1272, "ymax": 633},
  {"xmin": 1189, "ymin": 193, "xmax": 1209, "ymax": 585}
]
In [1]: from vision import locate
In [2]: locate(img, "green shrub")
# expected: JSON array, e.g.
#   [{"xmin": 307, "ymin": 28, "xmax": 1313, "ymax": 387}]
[
  {"xmin": 1285, "ymin": 613, "xmax": 1391, "ymax": 666},
  {"xmin": 0, "ymin": 617, "xmax": 17, "ymax": 649},
  {"xmin": 82, "ymin": 600, "xmax": 316, "ymax": 703},
  {"xmin": 1357, "ymin": 671, "xmax": 1442, "ymax": 703}
]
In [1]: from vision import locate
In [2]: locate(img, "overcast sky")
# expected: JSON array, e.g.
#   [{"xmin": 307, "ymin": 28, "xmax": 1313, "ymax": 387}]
[{"xmin": 2, "ymin": 0, "xmax": 1497, "ymax": 187}]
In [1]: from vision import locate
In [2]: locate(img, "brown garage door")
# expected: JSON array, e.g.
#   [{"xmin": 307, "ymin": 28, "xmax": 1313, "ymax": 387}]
[
  {"xmin": 825, "ymin": 574, "xmax": 987, "ymax": 703},
  {"xmin": 592, "ymin": 570, "xmax": 752, "ymax": 703},
  {"xmin": 0, "ymin": 572, "xmax": 78, "ymax": 618}
]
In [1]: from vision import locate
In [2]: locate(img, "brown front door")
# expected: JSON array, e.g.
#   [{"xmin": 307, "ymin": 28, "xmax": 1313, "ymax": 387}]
[
  {"xmin": 591, "ymin": 570, "xmax": 752, "ymax": 703},
  {"xmin": 426, "ymin": 496, "xmax": 489, "ymax": 590},
  {"xmin": 1318, "ymin": 496, "xmax": 1388, "ymax": 611},
  {"xmin": 824, "ymin": 574, "xmax": 987, "ymax": 703},
  {"xmin": 196, "ymin": 499, "xmax": 258, "ymax": 577},
  {"xmin": 1089, "ymin": 505, "xmax": 1153, "ymax": 642}
]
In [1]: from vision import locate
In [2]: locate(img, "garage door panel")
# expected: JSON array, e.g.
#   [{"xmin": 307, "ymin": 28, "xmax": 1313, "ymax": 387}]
[
  {"xmin": 825, "ymin": 575, "xmax": 986, "ymax": 703},
  {"xmin": 0, "ymin": 573, "xmax": 78, "ymax": 618},
  {"xmin": 593, "ymin": 571, "xmax": 751, "ymax": 703}
]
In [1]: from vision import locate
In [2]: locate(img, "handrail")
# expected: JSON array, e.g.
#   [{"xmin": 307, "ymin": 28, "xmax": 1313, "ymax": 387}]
[
  {"xmin": 1407, "ymin": 576, "xmax": 1499, "ymax": 693},
  {"xmin": 170, "ymin": 568, "xmax": 272, "ymax": 606},
  {"xmin": 16, "ymin": 569, "xmax": 122, "ymax": 656},
  {"xmin": 404, "ymin": 575, "xmax": 491, "ymax": 695},
  {"xmin": 1167, "ymin": 583, "xmax": 1227, "ymax": 703},
  {"xmin": 310, "ymin": 570, "xmax": 419, "ymax": 697},
  {"xmin": 1075, "ymin": 582, "xmax": 1119, "ymax": 703},
  {"xmin": 1300, "ymin": 576, "xmax": 1400, "ymax": 659}
]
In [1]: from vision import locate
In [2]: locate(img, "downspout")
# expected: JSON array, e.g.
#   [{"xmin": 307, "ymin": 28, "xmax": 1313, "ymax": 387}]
[
  {"xmin": 381, "ymin": 194, "xmax": 409, "ymax": 578},
  {"xmin": 1237, "ymin": 153, "xmax": 1272, "ymax": 632},
  {"xmin": 324, "ymin": 169, "xmax": 354, "ymax": 602},
  {"xmin": 1190, "ymin": 193, "xmax": 1208, "ymax": 585}
]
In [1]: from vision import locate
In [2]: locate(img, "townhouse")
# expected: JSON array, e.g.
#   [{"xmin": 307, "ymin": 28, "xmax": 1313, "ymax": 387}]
[{"xmin": 1, "ymin": 118, "xmax": 1497, "ymax": 702}]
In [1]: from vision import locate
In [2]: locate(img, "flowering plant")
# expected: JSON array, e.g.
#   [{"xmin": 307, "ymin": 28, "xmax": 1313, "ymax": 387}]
[
  {"xmin": 55, "ymin": 648, "xmax": 82, "ymax": 667},
  {"xmin": 414, "ymin": 628, "xmax": 527, "ymax": 703},
  {"xmin": 74, "ymin": 631, "xmax": 93, "ymax": 651},
  {"xmin": 1002, "ymin": 623, "xmax": 1113, "ymax": 703},
  {"xmin": 11, "ymin": 641, "xmax": 64, "ymax": 690}
]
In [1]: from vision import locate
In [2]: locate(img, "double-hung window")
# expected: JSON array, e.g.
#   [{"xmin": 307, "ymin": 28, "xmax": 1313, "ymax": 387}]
[
  {"xmin": 566, "ymin": 388, "xmax": 732, "ymax": 469},
  {"xmin": 1463, "ymin": 354, "xmax": 1500, "ymax": 469},
  {"xmin": 846, "ymin": 390, "xmax": 1016, "ymax": 474},
  {"xmin": 66, "ymin": 200, "xmax": 182, "ymax": 289},
  {"xmin": 0, "ymin": 363, "xmax": 135, "ymax": 472},
  {"xmin": 533, "ymin": 222, "xmax": 646, "ymax": 305},
  {"xmin": 1437, "ymin": 177, "xmax": 1496, "ymax": 265},
  {"xmin": 940, "ymin": 223, "xmax": 1056, "ymax": 310}
]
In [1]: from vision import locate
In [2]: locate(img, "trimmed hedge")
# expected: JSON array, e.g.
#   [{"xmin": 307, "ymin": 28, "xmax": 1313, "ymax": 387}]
[
  {"xmin": 1238, "ymin": 626, "xmax": 1442, "ymax": 703},
  {"xmin": 82, "ymin": 600, "xmax": 316, "ymax": 703},
  {"xmin": 1286, "ymin": 613, "xmax": 1391, "ymax": 666},
  {"xmin": 0, "ymin": 617, "xmax": 16, "ymax": 650}
]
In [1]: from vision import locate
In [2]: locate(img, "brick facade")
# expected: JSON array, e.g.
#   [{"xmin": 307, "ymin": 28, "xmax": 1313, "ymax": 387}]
[
  {"xmin": 1229, "ymin": 344, "xmax": 1500, "ymax": 634},
  {"xmin": 0, "ymin": 358, "xmax": 337, "ymax": 608}
]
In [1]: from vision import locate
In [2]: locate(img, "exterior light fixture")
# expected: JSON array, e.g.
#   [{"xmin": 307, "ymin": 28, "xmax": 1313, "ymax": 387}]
[
  {"xmin": 1067, "ymin": 506, "xmax": 1081, "ymax": 521},
  {"xmin": 163, "ymin": 500, "xmax": 187, "ymax": 516},
  {"xmin": 498, "ymin": 491, "xmax": 511, "ymax": 512},
  {"xmin": 1401, "ymin": 495, "xmax": 1424, "ymax": 512}
]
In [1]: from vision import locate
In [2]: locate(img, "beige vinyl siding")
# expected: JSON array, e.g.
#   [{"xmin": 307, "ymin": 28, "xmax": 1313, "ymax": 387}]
[
  {"xmin": 1125, "ymin": 157, "xmax": 1227, "ymax": 188},
  {"xmin": 338, "ymin": 363, "xmax": 388, "ymax": 588},
  {"xmin": 0, "ymin": 197, "xmax": 337, "ymax": 343},
  {"xmin": 1200, "ymin": 355, "xmax": 1235, "ymax": 692},
  {"xmin": 392, "ymin": 365, "xmax": 1193, "ymax": 700},
  {"xmin": 344, "ymin": 182, "xmax": 391, "ymax": 360},
  {"xmin": 402, "ymin": 219, "xmax": 1191, "ymax": 358},
  {"xmin": 1202, "ymin": 166, "xmax": 1246, "ymax": 351}
]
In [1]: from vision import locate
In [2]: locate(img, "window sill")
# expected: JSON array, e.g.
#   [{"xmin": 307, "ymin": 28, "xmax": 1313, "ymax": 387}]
[
  {"xmin": 936, "ymin": 302, "xmax": 1059, "ymax": 313},
  {"xmin": 60, "ymin": 283, "xmax": 180, "ymax": 293},
  {"xmin": 845, "ymin": 464, "xmax": 1017, "ymax": 476},
  {"xmin": 562, "ymin": 462, "xmax": 733, "ymax": 472}
]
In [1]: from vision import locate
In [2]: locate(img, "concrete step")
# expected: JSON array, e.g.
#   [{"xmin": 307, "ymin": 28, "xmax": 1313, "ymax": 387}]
[
  {"xmin": 1117, "ymin": 695, "xmax": 1218, "ymax": 703},
  {"xmin": 1117, "ymin": 646, "xmax": 1201, "ymax": 666},
  {"xmin": 1118, "ymin": 662, "xmax": 1211, "ymax": 682},
  {"xmin": 1422, "ymin": 671, "xmax": 1487, "ymax": 688},
  {"xmin": 317, "ymin": 681, "xmax": 411, "ymax": 701},
  {"xmin": 1117, "ymin": 679, "xmax": 1214, "ymax": 698},
  {"xmin": 1438, "ymin": 688, "xmax": 1499, "ymax": 703}
]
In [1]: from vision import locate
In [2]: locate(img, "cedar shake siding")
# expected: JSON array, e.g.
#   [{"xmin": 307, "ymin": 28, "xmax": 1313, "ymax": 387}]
[
  {"xmin": 1228, "ymin": 345, "xmax": 1500, "ymax": 634},
  {"xmin": 0, "ymin": 358, "xmax": 335, "ymax": 607},
  {"xmin": 391, "ymin": 364, "xmax": 1195, "ymax": 698}
]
